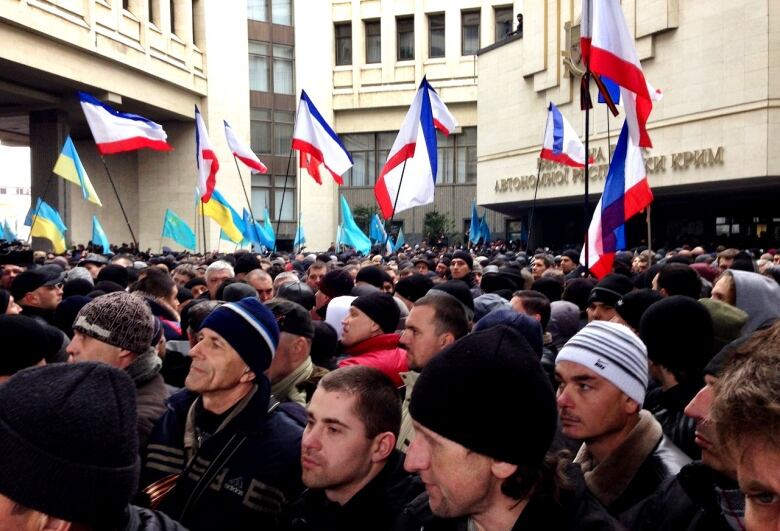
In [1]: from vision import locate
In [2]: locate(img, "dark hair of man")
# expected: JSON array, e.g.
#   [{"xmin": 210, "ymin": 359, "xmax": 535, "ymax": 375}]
[
  {"xmin": 185, "ymin": 277, "xmax": 206, "ymax": 289},
  {"xmin": 512, "ymin": 290, "xmax": 551, "ymax": 330},
  {"xmin": 413, "ymin": 294, "xmax": 469, "ymax": 340},
  {"xmin": 308, "ymin": 261, "xmax": 330, "ymax": 273},
  {"xmin": 712, "ymin": 321, "xmax": 780, "ymax": 453},
  {"xmin": 131, "ymin": 266, "xmax": 175, "ymax": 299},
  {"xmin": 657, "ymin": 263, "xmax": 702, "ymax": 298},
  {"xmin": 533, "ymin": 254, "xmax": 554, "ymax": 268},
  {"xmin": 318, "ymin": 366, "xmax": 401, "ymax": 439},
  {"xmin": 187, "ymin": 300, "xmax": 223, "ymax": 333},
  {"xmin": 502, "ymin": 450, "xmax": 573, "ymax": 504}
]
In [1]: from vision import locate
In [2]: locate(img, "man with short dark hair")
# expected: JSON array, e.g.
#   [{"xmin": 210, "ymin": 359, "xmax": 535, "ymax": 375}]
[
  {"xmin": 531, "ymin": 253, "xmax": 553, "ymax": 280},
  {"xmin": 289, "ymin": 366, "xmax": 422, "ymax": 529},
  {"xmin": 586, "ymin": 274, "xmax": 634, "ymax": 322},
  {"xmin": 10, "ymin": 264, "xmax": 64, "ymax": 325},
  {"xmin": 247, "ymin": 269, "xmax": 274, "ymax": 302},
  {"xmin": 305, "ymin": 262, "xmax": 329, "ymax": 293},
  {"xmin": 654, "ymin": 263, "xmax": 702, "ymax": 298},
  {"xmin": 396, "ymin": 294, "xmax": 468, "ymax": 452}
]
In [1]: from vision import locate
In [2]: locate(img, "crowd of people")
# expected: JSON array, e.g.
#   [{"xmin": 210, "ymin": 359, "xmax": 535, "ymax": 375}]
[{"xmin": 0, "ymin": 239, "xmax": 779, "ymax": 531}]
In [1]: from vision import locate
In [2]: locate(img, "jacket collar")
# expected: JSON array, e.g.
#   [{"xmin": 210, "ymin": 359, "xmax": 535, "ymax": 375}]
[{"xmin": 344, "ymin": 333, "xmax": 400, "ymax": 356}]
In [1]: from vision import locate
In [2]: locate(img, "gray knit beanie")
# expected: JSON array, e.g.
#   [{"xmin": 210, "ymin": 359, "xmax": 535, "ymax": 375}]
[{"xmin": 73, "ymin": 292, "xmax": 155, "ymax": 354}]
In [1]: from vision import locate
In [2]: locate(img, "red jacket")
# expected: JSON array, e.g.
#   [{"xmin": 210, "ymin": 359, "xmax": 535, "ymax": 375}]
[{"xmin": 339, "ymin": 333, "xmax": 408, "ymax": 386}]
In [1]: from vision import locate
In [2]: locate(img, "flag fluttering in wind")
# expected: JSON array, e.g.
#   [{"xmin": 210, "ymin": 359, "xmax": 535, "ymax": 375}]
[
  {"xmin": 91, "ymin": 215, "xmax": 110, "ymax": 253},
  {"xmin": 53, "ymin": 136, "xmax": 102, "ymax": 206},
  {"xmin": 78, "ymin": 91, "xmax": 172, "ymax": 154},
  {"xmin": 241, "ymin": 208, "xmax": 275, "ymax": 250},
  {"xmin": 479, "ymin": 216, "xmax": 491, "ymax": 244},
  {"xmin": 374, "ymin": 77, "xmax": 440, "ymax": 219},
  {"xmin": 369, "ymin": 213, "xmax": 388, "ymax": 244},
  {"xmin": 292, "ymin": 90, "xmax": 353, "ymax": 185},
  {"xmin": 162, "ymin": 209, "xmax": 196, "ymax": 251},
  {"xmin": 201, "ymin": 189, "xmax": 244, "ymax": 244},
  {"xmin": 26, "ymin": 198, "xmax": 67, "ymax": 254},
  {"xmin": 262, "ymin": 208, "xmax": 276, "ymax": 250},
  {"xmin": 2, "ymin": 220, "xmax": 16, "ymax": 241},
  {"xmin": 393, "ymin": 228, "xmax": 406, "ymax": 252},
  {"xmin": 294, "ymin": 214, "xmax": 306, "ymax": 250},
  {"xmin": 428, "ymin": 82, "xmax": 459, "ymax": 136},
  {"xmin": 540, "ymin": 103, "xmax": 590, "ymax": 168},
  {"xmin": 335, "ymin": 224, "xmax": 343, "ymax": 249},
  {"xmin": 582, "ymin": 121, "xmax": 653, "ymax": 278},
  {"xmin": 581, "ymin": 0, "xmax": 655, "ymax": 147},
  {"xmin": 224, "ymin": 121, "xmax": 267, "ymax": 173},
  {"xmin": 339, "ymin": 195, "xmax": 371, "ymax": 255},
  {"xmin": 196, "ymin": 105, "xmax": 219, "ymax": 203},
  {"xmin": 469, "ymin": 200, "xmax": 481, "ymax": 245}
]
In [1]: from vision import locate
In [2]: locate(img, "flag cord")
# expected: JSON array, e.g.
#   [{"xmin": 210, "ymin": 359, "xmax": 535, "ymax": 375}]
[
  {"xmin": 528, "ymin": 108, "xmax": 552, "ymax": 253},
  {"xmin": 274, "ymin": 147, "xmax": 295, "ymax": 253},
  {"xmin": 606, "ymin": 106, "xmax": 612, "ymax": 163},
  {"xmin": 26, "ymin": 172, "xmax": 56, "ymax": 245},
  {"xmin": 99, "ymin": 156, "xmax": 138, "ymax": 249},
  {"xmin": 583, "ymin": 71, "xmax": 591, "ymax": 271},
  {"xmin": 385, "ymin": 157, "xmax": 409, "ymax": 254},
  {"xmin": 232, "ymin": 155, "xmax": 258, "ymax": 230}
]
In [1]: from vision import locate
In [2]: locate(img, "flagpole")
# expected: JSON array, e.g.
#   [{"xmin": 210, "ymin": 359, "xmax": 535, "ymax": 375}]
[
  {"xmin": 385, "ymin": 158, "xmax": 409, "ymax": 253},
  {"xmin": 646, "ymin": 205, "xmax": 652, "ymax": 256},
  {"xmin": 232, "ymin": 155, "xmax": 258, "ymax": 227},
  {"xmin": 200, "ymin": 201, "xmax": 207, "ymax": 254},
  {"xmin": 26, "ymin": 172, "xmax": 56, "ymax": 245},
  {"xmin": 99, "ymin": 156, "xmax": 138, "ymax": 249},
  {"xmin": 274, "ymin": 146, "xmax": 295, "ymax": 253},
  {"xmin": 528, "ymin": 107, "xmax": 552, "ymax": 253},
  {"xmin": 583, "ymin": 76, "xmax": 591, "ymax": 271}
]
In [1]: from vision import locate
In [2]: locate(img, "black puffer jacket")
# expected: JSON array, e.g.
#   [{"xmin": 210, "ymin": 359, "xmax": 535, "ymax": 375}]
[
  {"xmin": 620, "ymin": 462, "xmax": 740, "ymax": 531},
  {"xmin": 287, "ymin": 450, "xmax": 423, "ymax": 531},
  {"xmin": 122, "ymin": 505, "xmax": 189, "ymax": 530},
  {"xmin": 644, "ymin": 381, "xmax": 702, "ymax": 460}
]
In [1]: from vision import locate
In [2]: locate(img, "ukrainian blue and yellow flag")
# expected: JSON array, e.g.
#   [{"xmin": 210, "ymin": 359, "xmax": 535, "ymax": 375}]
[
  {"xmin": 25, "ymin": 198, "xmax": 68, "ymax": 254},
  {"xmin": 53, "ymin": 136, "xmax": 102, "ymax": 206},
  {"xmin": 200, "ymin": 189, "xmax": 245, "ymax": 244}
]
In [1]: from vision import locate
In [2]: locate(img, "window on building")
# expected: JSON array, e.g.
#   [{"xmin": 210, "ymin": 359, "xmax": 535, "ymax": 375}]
[
  {"xmin": 396, "ymin": 16, "xmax": 414, "ymax": 61},
  {"xmin": 335, "ymin": 23, "xmax": 352, "ymax": 66},
  {"xmin": 148, "ymin": 0, "xmax": 159, "ymax": 25},
  {"xmin": 248, "ymin": 41, "xmax": 270, "ymax": 92},
  {"xmin": 428, "ymin": 13, "xmax": 445, "ymax": 58},
  {"xmin": 251, "ymin": 173, "xmax": 271, "ymax": 219},
  {"xmin": 494, "ymin": 6, "xmax": 513, "ymax": 41},
  {"xmin": 435, "ymin": 127, "xmax": 477, "ymax": 184},
  {"xmin": 274, "ymin": 176, "xmax": 295, "ymax": 220},
  {"xmin": 247, "ymin": 0, "xmax": 268, "ymax": 22},
  {"xmin": 365, "ymin": 20, "xmax": 381, "ymax": 64},
  {"xmin": 461, "ymin": 10, "xmax": 480, "ymax": 55},
  {"xmin": 251, "ymin": 174, "xmax": 296, "ymax": 223},
  {"xmin": 250, "ymin": 109, "xmax": 272, "ymax": 154},
  {"xmin": 273, "ymin": 110, "xmax": 295, "ymax": 155},
  {"xmin": 272, "ymin": 45, "xmax": 294, "ymax": 94},
  {"xmin": 271, "ymin": 0, "xmax": 291, "ymax": 25},
  {"xmin": 169, "ymin": 0, "xmax": 176, "ymax": 35}
]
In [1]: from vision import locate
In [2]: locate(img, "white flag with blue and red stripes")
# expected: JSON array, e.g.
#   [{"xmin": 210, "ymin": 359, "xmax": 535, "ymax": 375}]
[
  {"xmin": 540, "ymin": 103, "xmax": 590, "ymax": 168},
  {"xmin": 374, "ymin": 78, "xmax": 442, "ymax": 219},
  {"xmin": 224, "ymin": 120, "xmax": 267, "ymax": 174},
  {"xmin": 78, "ymin": 91, "xmax": 172, "ymax": 155},
  {"xmin": 195, "ymin": 105, "xmax": 219, "ymax": 203},
  {"xmin": 582, "ymin": 120, "xmax": 653, "ymax": 278},
  {"xmin": 292, "ymin": 90, "xmax": 352, "ymax": 185},
  {"xmin": 581, "ymin": 0, "xmax": 655, "ymax": 148},
  {"xmin": 428, "ymin": 81, "xmax": 459, "ymax": 136}
]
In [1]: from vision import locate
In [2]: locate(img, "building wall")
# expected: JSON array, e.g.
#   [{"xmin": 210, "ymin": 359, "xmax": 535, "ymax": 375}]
[{"xmin": 296, "ymin": 0, "xmax": 521, "ymax": 250}]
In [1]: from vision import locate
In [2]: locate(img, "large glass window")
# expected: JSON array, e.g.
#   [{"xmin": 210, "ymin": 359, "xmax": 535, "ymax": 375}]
[
  {"xmin": 396, "ymin": 16, "xmax": 414, "ymax": 61},
  {"xmin": 365, "ymin": 20, "xmax": 381, "ymax": 63},
  {"xmin": 436, "ymin": 127, "xmax": 477, "ymax": 184},
  {"xmin": 248, "ymin": 41, "xmax": 270, "ymax": 92},
  {"xmin": 495, "ymin": 6, "xmax": 513, "ymax": 41},
  {"xmin": 273, "ymin": 110, "xmax": 295, "ymax": 155},
  {"xmin": 461, "ymin": 10, "xmax": 480, "ymax": 55},
  {"xmin": 250, "ymin": 109, "xmax": 272, "ymax": 154},
  {"xmin": 335, "ymin": 23, "xmax": 352, "ymax": 66},
  {"xmin": 428, "ymin": 13, "xmax": 445, "ymax": 58},
  {"xmin": 247, "ymin": 0, "xmax": 267, "ymax": 22},
  {"xmin": 271, "ymin": 0, "xmax": 291, "ymax": 25},
  {"xmin": 274, "ymin": 176, "xmax": 295, "ymax": 220},
  {"xmin": 251, "ymin": 173, "xmax": 271, "ymax": 215},
  {"xmin": 272, "ymin": 44, "xmax": 294, "ymax": 94},
  {"xmin": 251, "ymin": 174, "xmax": 296, "ymax": 223}
]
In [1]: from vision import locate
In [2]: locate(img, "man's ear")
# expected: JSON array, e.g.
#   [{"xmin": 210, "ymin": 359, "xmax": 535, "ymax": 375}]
[
  {"xmin": 490, "ymin": 460, "xmax": 518, "ymax": 480},
  {"xmin": 41, "ymin": 515, "xmax": 71, "ymax": 531},
  {"xmin": 370, "ymin": 432, "xmax": 396, "ymax": 463},
  {"xmin": 240, "ymin": 367, "xmax": 257, "ymax": 383},
  {"xmin": 438, "ymin": 332, "xmax": 456, "ymax": 349}
]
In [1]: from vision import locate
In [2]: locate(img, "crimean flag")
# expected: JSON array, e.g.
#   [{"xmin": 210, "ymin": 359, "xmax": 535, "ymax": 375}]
[
  {"xmin": 196, "ymin": 105, "xmax": 219, "ymax": 203},
  {"xmin": 53, "ymin": 136, "xmax": 102, "ymax": 206},
  {"xmin": 25, "ymin": 198, "xmax": 67, "ymax": 254},
  {"xmin": 540, "ymin": 103, "xmax": 591, "ymax": 168},
  {"xmin": 78, "ymin": 91, "xmax": 172, "ymax": 154},
  {"xmin": 224, "ymin": 121, "xmax": 267, "ymax": 173},
  {"xmin": 200, "ymin": 189, "xmax": 244, "ymax": 244},
  {"xmin": 162, "ymin": 209, "xmax": 196, "ymax": 251}
]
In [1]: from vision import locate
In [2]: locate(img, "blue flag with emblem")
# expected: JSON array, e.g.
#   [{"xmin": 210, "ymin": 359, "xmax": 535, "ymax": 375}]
[
  {"xmin": 92, "ymin": 215, "xmax": 110, "ymax": 254},
  {"xmin": 162, "ymin": 208, "xmax": 196, "ymax": 250}
]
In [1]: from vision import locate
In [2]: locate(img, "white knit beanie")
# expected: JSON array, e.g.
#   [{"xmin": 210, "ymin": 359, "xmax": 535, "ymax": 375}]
[{"xmin": 556, "ymin": 320, "xmax": 649, "ymax": 405}]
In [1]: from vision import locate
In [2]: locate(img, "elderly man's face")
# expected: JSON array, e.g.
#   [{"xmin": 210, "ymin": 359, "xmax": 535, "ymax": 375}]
[
  {"xmin": 186, "ymin": 328, "xmax": 251, "ymax": 395},
  {"xmin": 206, "ymin": 270, "xmax": 233, "ymax": 299}
]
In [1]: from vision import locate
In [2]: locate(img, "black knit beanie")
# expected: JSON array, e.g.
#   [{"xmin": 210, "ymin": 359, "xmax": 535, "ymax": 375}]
[
  {"xmin": 96, "ymin": 264, "xmax": 129, "ymax": 288},
  {"xmin": 0, "ymin": 315, "xmax": 47, "ymax": 375},
  {"xmin": 452, "ymin": 250, "xmax": 473, "ymax": 270},
  {"xmin": 0, "ymin": 362, "xmax": 139, "ymax": 527},
  {"xmin": 394, "ymin": 274, "xmax": 434, "ymax": 303},
  {"xmin": 318, "ymin": 269, "xmax": 355, "ymax": 298},
  {"xmin": 355, "ymin": 266, "xmax": 391, "ymax": 288},
  {"xmin": 351, "ymin": 292, "xmax": 400, "ymax": 333},
  {"xmin": 410, "ymin": 325, "xmax": 557, "ymax": 465},
  {"xmin": 615, "ymin": 289, "xmax": 663, "ymax": 330},
  {"xmin": 588, "ymin": 273, "xmax": 634, "ymax": 307}
]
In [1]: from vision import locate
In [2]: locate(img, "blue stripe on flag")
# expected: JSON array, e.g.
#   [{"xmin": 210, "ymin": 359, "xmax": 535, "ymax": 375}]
[
  {"xmin": 300, "ymin": 90, "xmax": 353, "ymax": 163},
  {"xmin": 78, "ymin": 91, "xmax": 160, "ymax": 127},
  {"xmin": 551, "ymin": 103, "xmax": 564, "ymax": 154},
  {"xmin": 419, "ymin": 83, "xmax": 438, "ymax": 182}
]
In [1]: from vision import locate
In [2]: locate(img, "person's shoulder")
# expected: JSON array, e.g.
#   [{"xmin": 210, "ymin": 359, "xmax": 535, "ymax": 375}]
[{"xmin": 123, "ymin": 504, "xmax": 190, "ymax": 531}]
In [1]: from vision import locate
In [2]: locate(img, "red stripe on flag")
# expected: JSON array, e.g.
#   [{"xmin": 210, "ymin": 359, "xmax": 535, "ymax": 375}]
[
  {"xmin": 374, "ymin": 175, "xmax": 394, "ymax": 219},
  {"xmin": 96, "ymin": 137, "xmax": 173, "ymax": 155},
  {"xmin": 539, "ymin": 148, "xmax": 586, "ymax": 169},
  {"xmin": 235, "ymin": 154, "xmax": 267, "ymax": 173},
  {"xmin": 292, "ymin": 139, "xmax": 345, "ymax": 185},
  {"xmin": 200, "ymin": 149, "xmax": 219, "ymax": 203},
  {"xmin": 623, "ymin": 178, "xmax": 653, "ymax": 220},
  {"xmin": 376, "ymin": 143, "xmax": 416, "ymax": 182},
  {"xmin": 589, "ymin": 252, "xmax": 615, "ymax": 280}
]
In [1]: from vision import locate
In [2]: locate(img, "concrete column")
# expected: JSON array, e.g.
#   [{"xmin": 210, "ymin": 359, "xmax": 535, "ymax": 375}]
[{"xmin": 29, "ymin": 109, "xmax": 69, "ymax": 252}]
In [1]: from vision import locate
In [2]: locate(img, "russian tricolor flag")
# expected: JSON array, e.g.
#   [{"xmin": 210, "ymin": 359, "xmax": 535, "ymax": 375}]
[
  {"xmin": 224, "ymin": 121, "xmax": 267, "ymax": 173},
  {"xmin": 196, "ymin": 105, "xmax": 219, "ymax": 203},
  {"xmin": 581, "ymin": 0, "xmax": 655, "ymax": 148},
  {"xmin": 292, "ymin": 90, "xmax": 352, "ymax": 185},
  {"xmin": 79, "ymin": 92, "xmax": 172, "ymax": 155},
  {"xmin": 540, "ymin": 103, "xmax": 590, "ymax": 168},
  {"xmin": 374, "ymin": 78, "xmax": 442, "ymax": 219},
  {"xmin": 582, "ymin": 120, "xmax": 653, "ymax": 278}
]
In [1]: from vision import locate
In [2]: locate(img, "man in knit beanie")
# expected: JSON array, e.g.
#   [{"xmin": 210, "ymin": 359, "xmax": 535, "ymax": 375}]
[
  {"xmin": 0, "ymin": 363, "xmax": 186, "ymax": 530},
  {"xmin": 67, "ymin": 291, "xmax": 168, "ymax": 452},
  {"xmin": 141, "ymin": 297, "xmax": 304, "ymax": 531},
  {"xmin": 337, "ymin": 291, "xmax": 407, "ymax": 386},
  {"xmin": 398, "ymin": 325, "xmax": 620, "ymax": 530},
  {"xmin": 587, "ymin": 273, "xmax": 634, "ymax": 322},
  {"xmin": 555, "ymin": 321, "xmax": 690, "ymax": 517}
]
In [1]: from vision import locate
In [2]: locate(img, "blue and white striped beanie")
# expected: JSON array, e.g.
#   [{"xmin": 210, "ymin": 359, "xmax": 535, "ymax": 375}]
[
  {"xmin": 200, "ymin": 297, "xmax": 280, "ymax": 377},
  {"xmin": 556, "ymin": 320, "xmax": 648, "ymax": 405}
]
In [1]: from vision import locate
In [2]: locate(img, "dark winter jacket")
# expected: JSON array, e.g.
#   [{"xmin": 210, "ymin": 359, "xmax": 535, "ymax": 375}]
[
  {"xmin": 141, "ymin": 378, "xmax": 304, "ymax": 531},
  {"xmin": 287, "ymin": 450, "xmax": 423, "ymax": 531},
  {"xmin": 620, "ymin": 462, "xmax": 741, "ymax": 531},
  {"xmin": 644, "ymin": 380, "xmax": 702, "ymax": 459},
  {"xmin": 122, "ymin": 504, "xmax": 189, "ymax": 530},
  {"xmin": 392, "ymin": 464, "xmax": 623, "ymax": 530}
]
